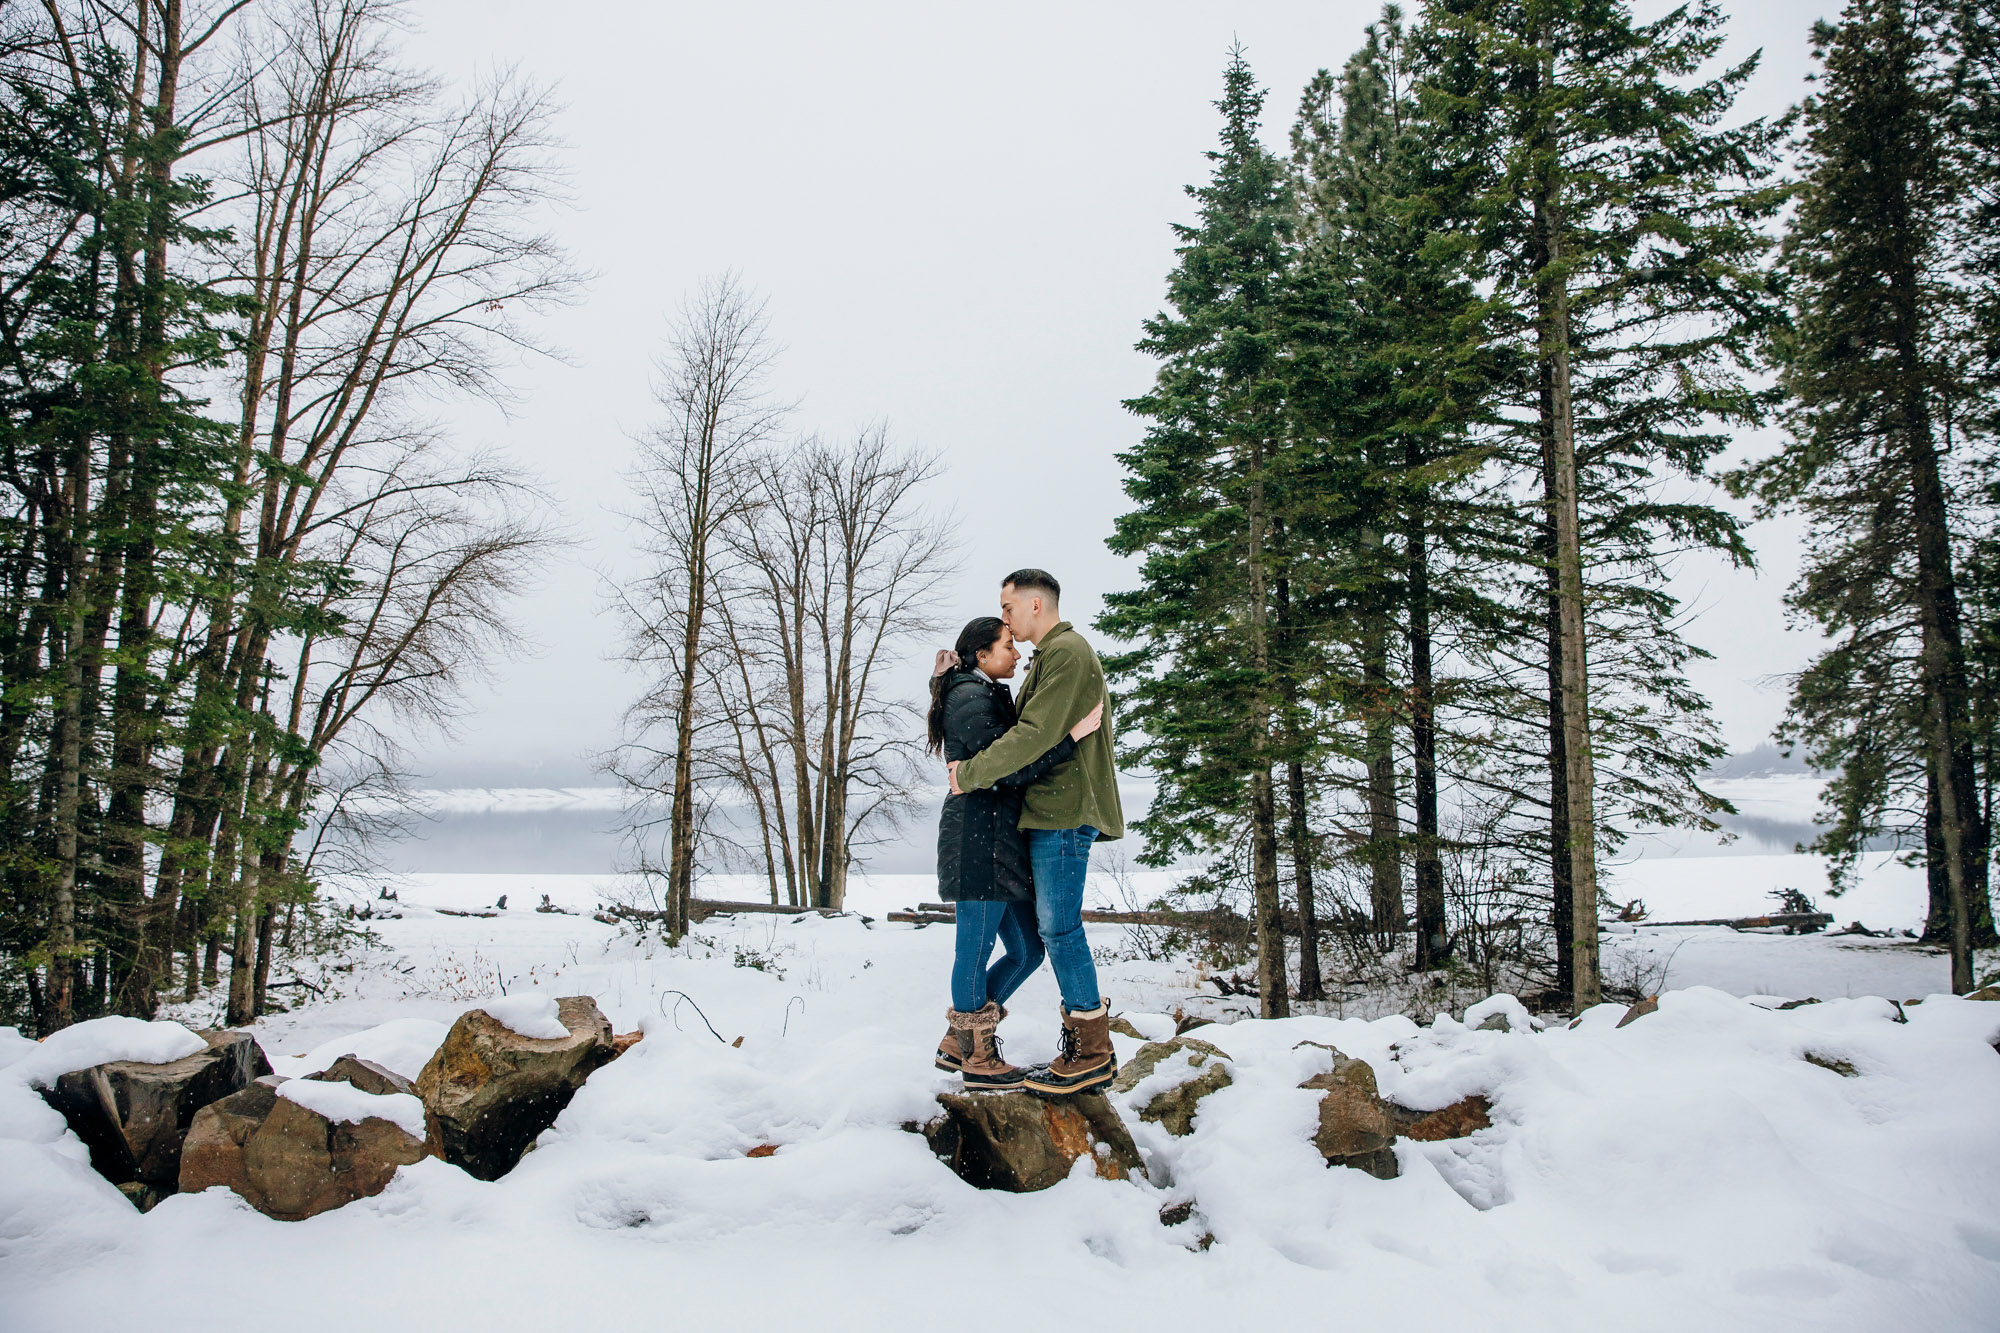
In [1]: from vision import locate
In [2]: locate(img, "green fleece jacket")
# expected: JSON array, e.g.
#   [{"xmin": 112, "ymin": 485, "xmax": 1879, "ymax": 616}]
[{"xmin": 954, "ymin": 621, "xmax": 1124, "ymax": 841}]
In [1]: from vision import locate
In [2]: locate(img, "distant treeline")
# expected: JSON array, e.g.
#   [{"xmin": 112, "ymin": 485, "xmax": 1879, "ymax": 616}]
[{"xmin": 1107, "ymin": 0, "xmax": 2000, "ymax": 1012}]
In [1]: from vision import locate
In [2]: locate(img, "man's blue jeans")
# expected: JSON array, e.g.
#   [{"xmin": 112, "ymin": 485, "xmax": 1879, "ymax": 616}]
[
  {"xmin": 1028, "ymin": 825, "xmax": 1100, "ymax": 1011},
  {"xmin": 950, "ymin": 899, "xmax": 1045, "ymax": 1012}
]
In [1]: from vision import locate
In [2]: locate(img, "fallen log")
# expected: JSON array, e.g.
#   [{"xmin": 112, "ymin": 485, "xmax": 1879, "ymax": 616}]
[
  {"xmin": 1647, "ymin": 912, "xmax": 1833, "ymax": 933},
  {"xmin": 598, "ymin": 899, "xmax": 842, "ymax": 925}
]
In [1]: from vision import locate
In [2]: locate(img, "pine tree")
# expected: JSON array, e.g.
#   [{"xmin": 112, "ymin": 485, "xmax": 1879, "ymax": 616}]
[
  {"xmin": 1289, "ymin": 7, "xmax": 1503, "ymax": 971},
  {"xmin": 1104, "ymin": 48, "xmax": 1302, "ymax": 1017},
  {"xmin": 0, "ymin": 30, "xmax": 238, "ymax": 1029},
  {"xmin": 1417, "ymin": 0, "xmax": 1781, "ymax": 1007},
  {"xmin": 1737, "ymin": 0, "xmax": 1998, "ymax": 991}
]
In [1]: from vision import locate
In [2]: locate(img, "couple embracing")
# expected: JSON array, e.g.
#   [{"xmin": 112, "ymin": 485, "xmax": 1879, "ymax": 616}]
[{"xmin": 926, "ymin": 568, "xmax": 1124, "ymax": 1096}]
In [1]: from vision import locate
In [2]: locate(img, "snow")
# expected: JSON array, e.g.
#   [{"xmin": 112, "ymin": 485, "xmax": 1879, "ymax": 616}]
[
  {"xmin": 1604, "ymin": 852, "xmax": 1924, "ymax": 930},
  {"xmin": 0, "ymin": 1025, "xmax": 37, "ymax": 1071},
  {"xmin": 275, "ymin": 1078, "xmax": 427, "ymax": 1140},
  {"xmin": 342, "ymin": 785, "xmax": 629, "ymax": 815},
  {"xmin": 1462, "ymin": 993, "xmax": 1542, "ymax": 1032},
  {"xmin": 1, "ymin": 862, "xmax": 1997, "ymax": 1332},
  {"xmin": 477, "ymin": 994, "xmax": 569, "ymax": 1040},
  {"xmin": 1602, "ymin": 925, "xmax": 1954, "ymax": 1003},
  {"xmin": 268, "ymin": 1018, "xmax": 450, "ymax": 1082},
  {"xmin": 5, "ymin": 1016, "xmax": 205, "ymax": 1090},
  {"xmin": 1702, "ymin": 773, "xmax": 1829, "ymax": 825}
]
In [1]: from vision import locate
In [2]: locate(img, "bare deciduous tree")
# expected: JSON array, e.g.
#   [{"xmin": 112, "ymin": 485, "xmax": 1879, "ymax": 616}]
[
  {"xmin": 610, "ymin": 275, "xmax": 785, "ymax": 937},
  {"xmin": 612, "ymin": 417, "xmax": 956, "ymax": 919}
]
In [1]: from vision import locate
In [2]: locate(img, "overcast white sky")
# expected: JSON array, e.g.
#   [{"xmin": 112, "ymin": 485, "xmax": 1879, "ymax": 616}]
[{"xmin": 393, "ymin": 0, "xmax": 1831, "ymax": 787}]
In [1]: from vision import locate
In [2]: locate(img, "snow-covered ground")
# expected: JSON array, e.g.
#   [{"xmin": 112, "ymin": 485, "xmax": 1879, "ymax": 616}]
[{"xmin": 4, "ymin": 855, "xmax": 1999, "ymax": 1333}]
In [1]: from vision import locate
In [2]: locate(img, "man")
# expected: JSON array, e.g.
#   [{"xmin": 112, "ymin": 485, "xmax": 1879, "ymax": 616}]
[{"xmin": 948, "ymin": 568, "xmax": 1125, "ymax": 1094}]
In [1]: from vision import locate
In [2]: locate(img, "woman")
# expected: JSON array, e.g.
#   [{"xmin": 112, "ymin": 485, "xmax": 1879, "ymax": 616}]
[{"xmin": 929, "ymin": 615, "xmax": 1102, "ymax": 1090}]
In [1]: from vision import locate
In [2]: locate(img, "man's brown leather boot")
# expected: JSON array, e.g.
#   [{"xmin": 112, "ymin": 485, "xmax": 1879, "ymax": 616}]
[
  {"xmin": 1023, "ymin": 1003, "xmax": 1116, "ymax": 1094},
  {"xmin": 951, "ymin": 1003, "xmax": 1025, "ymax": 1091}
]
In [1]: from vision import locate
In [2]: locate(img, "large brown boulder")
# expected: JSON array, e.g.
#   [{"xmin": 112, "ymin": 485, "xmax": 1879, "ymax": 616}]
[
  {"xmin": 1298, "ymin": 1045, "xmax": 1496, "ymax": 1180},
  {"xmin": 1300, "ymin": 1049, "xmax": 1400, "ymax": 1180},
  {"xmin": 178, "ymin": 1073, "xmax": 427, "ymax": 1221},
  {"xmin": 1113, "ymin": 1037, "xmax": 1233, "ymax": 1137},
  {"xmin": 414, "ymin": 995, "xmax": 616, "ymax": 1181},
  {"xmin": 178, "ymin": 1077, "xmax": 280, "ymax": 1202},
  {"xmin": 918, "ymin": 1092, "xmax": 1145, "ymax": 1192},
  {"xmin": 39, "ymin": 1029, "xmax": 270, "ymax": 1191}
]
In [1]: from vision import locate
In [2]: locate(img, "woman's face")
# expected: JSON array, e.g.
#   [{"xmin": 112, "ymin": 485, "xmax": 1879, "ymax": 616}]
[{"xmin": 975, "ymin": 626, "xmax": 1019, "ymax": 679}]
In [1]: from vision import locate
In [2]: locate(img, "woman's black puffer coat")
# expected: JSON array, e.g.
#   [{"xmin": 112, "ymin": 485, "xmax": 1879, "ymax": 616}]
[{"xmin": 936, "ymin": 669, "xmax": 1076, "ymax": 902}]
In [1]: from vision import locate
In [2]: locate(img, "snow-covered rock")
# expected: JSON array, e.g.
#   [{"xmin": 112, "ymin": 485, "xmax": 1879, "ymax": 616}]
[
  {"xmin": 279, "ymin": 1074, "xmax": 427, "ymax": 1140},
  {"xmin": 415, "ymin": 994, "xmax": 615, "ymax": 1180},
  {"xmin": 1463, "ymin": 993, "xmax": 1540, "ymax": 1033},
  {"xmin": 478, "ymin": 994, "xmax": 570, "ymax": 1040},
  {"xmin": 9, "ymin": 1016, "xmax": 205, "ymax": 1090},
  {"xmin": 917, "ymin": 1090, "xmax": 1142, "ymax": 1191},
  {"xmin": 1112, "ymin": 1036, "xmax": 1233, "ymax": 1136},
  {"xmin": 1299, "ymin": 1047, "xmax": 1400, "ymax": 1178},
  {"xmin": 32, "ymin": 1027, "xmax": 269, "ymax": 1192},
  {"xmin": 179, "ymin": 1075, "xmax": 426, "ymax": 1220}
]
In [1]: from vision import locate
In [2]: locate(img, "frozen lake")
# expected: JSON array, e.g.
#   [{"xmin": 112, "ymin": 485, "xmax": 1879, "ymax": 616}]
[{"xmin": 349, "ymin": 771, "xmax": 1843, "ymax": 876}]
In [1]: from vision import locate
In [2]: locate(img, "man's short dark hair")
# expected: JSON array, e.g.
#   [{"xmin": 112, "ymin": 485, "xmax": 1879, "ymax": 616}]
[{"xmin": 1001, "ymin": 568, "xmax": 1060, "ymax": 602}]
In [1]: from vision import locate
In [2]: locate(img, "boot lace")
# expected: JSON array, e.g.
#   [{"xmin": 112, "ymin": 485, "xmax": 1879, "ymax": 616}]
[{"xmin": 1055, "ymin": 1024, "xmax": 1080, "ymax": 1064}]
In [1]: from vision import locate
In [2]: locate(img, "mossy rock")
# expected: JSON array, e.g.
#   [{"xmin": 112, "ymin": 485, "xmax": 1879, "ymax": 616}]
[{"xmin": 1111, "ymin": 1037, "xmax": 1230, "ymax": 1093}]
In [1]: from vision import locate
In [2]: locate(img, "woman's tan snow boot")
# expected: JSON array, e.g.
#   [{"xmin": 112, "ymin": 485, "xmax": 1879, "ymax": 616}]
[
  {"xmin": 935, "ymin": 1003, "xmax": 1005, "ymax": 1072},
  {"xmin": 950, "ymin": 1003, "xmax": 1025, "ymax": 1091},
  {"xmin": 934, "ymin": 1021, "xmax": 970, "ymax": 1072}
]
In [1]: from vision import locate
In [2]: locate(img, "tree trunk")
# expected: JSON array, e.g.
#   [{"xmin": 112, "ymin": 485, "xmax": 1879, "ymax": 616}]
[
  {"xmin": 1908, "ymin": 414, "xmax": 1982, "ymax": 992},
  {"xmin": 1925, "ymin": 762, "xmax": 1952, "ymax": 941},
  {"xmin": 1406, "ymin": 476, "xmax": 1447, "ymax": 971},
  {"xmin": 787, "ymin": 652, "xmax": 819, "ymax": 908},
  {"xmin": 1275, "ymin": 572, "xmax": 1323, "ymax": 1000},
  {"xmin": 1246, "ymin": 449, "xmax": 1288, "ymax": 1017},
  {"xmin": 1541, "ymin": 211, "xmax": 1602, "ymax": 1010},
  {"xmin": 1286, "ymin": 757, "xmax": 1323, "ymax": 1001},
  {"xmin": 104, "ymin": 0, "xmax": 190, "ymax": 1019},
  {"xmin": 1361, "ymin": 617, "xmax": 1402, "ymax": 948},
  {"xmin": 223, "ymin": 834, "xmax": 261, "ymax": 1027},
  {"xmin": 665, "ymin": 565, "xmax": 705, "ymax": 939},
  {"xmin": 1250, "ymin": 768, "xmax": 1287, "ymax": 1016},
  {"xmin": 47, "ymin": 441, "xmax": 91, "ymax": 1033},
  {"xmin": 251, "ymin": 898, "xmax": 277, "ymax": 1018},
  {"xmin": 1542, "ymin": 424, "xmax": 1575, "ymax": 1005}
]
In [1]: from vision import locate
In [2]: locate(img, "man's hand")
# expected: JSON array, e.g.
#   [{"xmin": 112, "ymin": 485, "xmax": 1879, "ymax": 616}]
[{"xmin": 947, "ymin": 760, "xmax": 963, "ymax": 795}]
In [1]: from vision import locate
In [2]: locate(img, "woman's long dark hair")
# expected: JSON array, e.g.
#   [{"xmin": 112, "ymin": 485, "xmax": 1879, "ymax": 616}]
[{"xmin": 927, "ymin": 616, "xmax": 1005, "ymax": 757}]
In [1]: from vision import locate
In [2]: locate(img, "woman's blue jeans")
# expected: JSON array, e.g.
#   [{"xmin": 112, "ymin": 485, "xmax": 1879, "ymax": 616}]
[
  {"xmin": 950, "ymin": 899, "xmax": 1045, "ymax": 1012},
  {"xmin": 1028, "ymin": 824, "xmax": 1100, "ymax": 1011}
]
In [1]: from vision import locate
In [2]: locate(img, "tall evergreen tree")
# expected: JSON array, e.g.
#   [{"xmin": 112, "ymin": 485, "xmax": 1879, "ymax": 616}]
[
  {"xmin": 1289, "ymin": 7, "xmax": 1503, "ymax": 972},
  {"xmin": 1104, "ymin": 48, "xmax": 1303, "ymax": 1017},
  {"xmin": 1417, "ymin": 0, "xmax": 1781, "ymax": 1006},
  {"xmin": 1736, "ymin": 0, "xmax": 1998, "ymax": 991}
]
